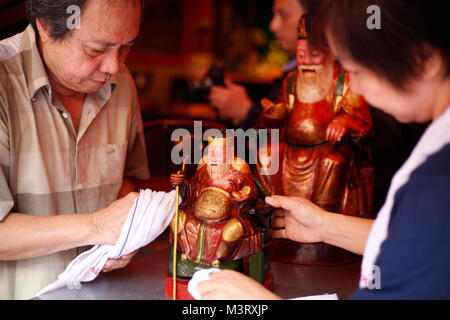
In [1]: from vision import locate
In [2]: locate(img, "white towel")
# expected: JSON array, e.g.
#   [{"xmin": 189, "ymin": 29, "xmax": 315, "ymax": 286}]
[
  {"xmin": 37, "ymin": 189, "xmax": 178, "ymax": 297},
  {"xmin": 188, "ymin": 268, "xmax": 338, "ymax": 300},
  {"xmin": 289, "ymin": 293, "xmax": 338, "ymax": 300},
  {"xmin": 188, "ymin": 268, "xmax": 222, "ymax": 300}
]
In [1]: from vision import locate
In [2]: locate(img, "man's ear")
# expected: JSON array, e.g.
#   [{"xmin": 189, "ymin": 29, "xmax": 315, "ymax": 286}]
[{"xmin": 35, "ymin": 19, "xmax": 51, "ymax": 42}]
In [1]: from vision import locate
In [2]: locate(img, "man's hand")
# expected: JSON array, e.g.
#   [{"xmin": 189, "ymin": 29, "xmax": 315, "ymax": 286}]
[
  {"xmin": 209, "ymin": 78, "xmax": 252, "ymax": 125},
  {"xmin": 266, "ymin": 195, "xmax": 326, "ymax": 244},
  {"xmin": 197, "ymin": 270, "xmax": 282, "ymax": 300},
  {"xmin": 103, "ymin": 249, "xmax": 139, "ymax": 273},
  {"xmin": 92, "ymin": 192, "xmax": 139, "ymax": 245}
]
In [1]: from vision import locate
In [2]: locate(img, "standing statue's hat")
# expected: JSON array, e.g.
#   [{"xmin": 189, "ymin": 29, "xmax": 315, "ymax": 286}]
[{"xmin": 297, "ymin": 14, "xmax": 308, "ymax": 39}]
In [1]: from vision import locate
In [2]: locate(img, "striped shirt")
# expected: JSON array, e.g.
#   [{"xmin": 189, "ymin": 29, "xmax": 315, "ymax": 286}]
[{"xmin": 0, "ymin": 25, "xmax": 150, "ymax": 299}]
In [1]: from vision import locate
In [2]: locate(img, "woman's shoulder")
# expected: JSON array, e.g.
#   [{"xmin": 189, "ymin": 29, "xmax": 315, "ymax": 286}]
[
  {"xmin": 392, "ymin": 143, "xmax": 450, "ymax": 223},
  {"xmin": 411, "ymin": 142, "xmax": 450, "ymax": 179}
]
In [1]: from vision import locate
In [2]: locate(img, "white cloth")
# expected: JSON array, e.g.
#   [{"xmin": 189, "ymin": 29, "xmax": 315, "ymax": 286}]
[
  {"xmin": 188, "ymin": 268, "xmax": 339, "ymax": 300},
  {"xmin": 36, "ymin": 189, "xmax": 178, "ymax": 297},
  {"xmin": 290, "ymin": 293, "xmax": 338, "ymax": 300},
  {"xmin": 360, "ymin": 106, "xmax": 450, "ymax": 288},
  {"xmin": 188, "ymin": 268, "xmax": 221, "ymax": 300}
]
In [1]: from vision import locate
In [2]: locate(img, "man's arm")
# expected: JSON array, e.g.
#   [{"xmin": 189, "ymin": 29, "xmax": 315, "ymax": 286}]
[
  {"xmin": 0, "ymin": 192, "xmax": 138, "ymax": 261},
  {"xmin": 118, "ymin": 178, "xmax": 135, "ymax": 199},
  {"xmin": 0, "ymin": 212, "xmax": 96, "ymax": 260}
]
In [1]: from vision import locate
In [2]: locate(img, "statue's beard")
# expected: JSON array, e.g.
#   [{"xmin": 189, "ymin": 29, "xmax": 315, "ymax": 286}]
[
  {"xmin": 296, "ymin": 57, "xmax": 334, "ymax": 103},
  {"xmin": 207, "ymin": 164, "xmax": 230, "ymax": 180}
]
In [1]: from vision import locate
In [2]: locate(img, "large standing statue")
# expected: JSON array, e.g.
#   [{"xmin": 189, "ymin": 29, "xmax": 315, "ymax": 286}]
[
  {"xmin": 256, "ymin": 15, "xmax": 374, "ymax": 265},
  {"xmin": 166, "ymin": 134, "xmax": 270, "ymax": 299}
]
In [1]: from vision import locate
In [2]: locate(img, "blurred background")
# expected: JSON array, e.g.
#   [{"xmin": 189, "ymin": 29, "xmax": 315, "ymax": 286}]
[
  {"xmin": 0, "ymin": 0, "xmax": 428, "ymax": 209},
  {"xmin": 0, "ymin": 0, "xmax": 289, "ymax": 122}
]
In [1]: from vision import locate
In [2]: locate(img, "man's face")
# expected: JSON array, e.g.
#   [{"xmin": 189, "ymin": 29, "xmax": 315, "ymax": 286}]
[
  {"xmin": 39, "ymin": 0, "xmax": 141, "ymax": 94},
  {"xmin": 270, "ymin": 0, "xmax": 305, "ymax": 55}
]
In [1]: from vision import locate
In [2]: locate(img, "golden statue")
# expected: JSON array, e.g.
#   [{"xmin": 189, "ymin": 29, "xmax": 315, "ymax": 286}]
[
  {"xmin": 256, "ymin": 15, "xmax": 374, "ymax": 264},
  {"xmin": 168, "ymin": 135, "xmax": 268, "ymax": 284}
]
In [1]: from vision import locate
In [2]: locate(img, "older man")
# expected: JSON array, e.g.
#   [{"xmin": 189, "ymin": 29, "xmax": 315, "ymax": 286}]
[
  {"xmin": 0, "ymin": 0, "xmax": 149, "ymax": 299},
  {"xmin": 208, "ymin": 0, "xmax": 306, "ymax": 129}
]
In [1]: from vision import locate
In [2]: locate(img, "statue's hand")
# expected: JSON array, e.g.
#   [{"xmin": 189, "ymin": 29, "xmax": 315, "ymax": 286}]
[
  {"xmin": 170, "ymin": 173, "xmax": 185, "ymax": 188},
  {"xmin": 260, "ymin": 98, "xmax": 275, "ymax": 109},
  {"xmin": 231, "ymin": 191, "xmax": 250, "ymax": 202},
  {"xmin": 326, "ymin": 120, "xmax": 348, "ymax": 143},
  {"xmin": 261, "ymin": 98, "xmax": 287, "ymax": 119}
]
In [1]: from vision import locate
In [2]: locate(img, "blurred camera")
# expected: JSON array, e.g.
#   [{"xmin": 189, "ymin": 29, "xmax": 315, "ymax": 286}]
[{"xmin": 188, "ymin": 64, "xmax": 225, "ymax": 102}]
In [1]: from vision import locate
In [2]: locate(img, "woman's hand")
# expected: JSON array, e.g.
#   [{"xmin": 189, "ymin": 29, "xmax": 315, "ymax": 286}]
[
  {"xmin": 266, "ymin": 195, "xmax": 326, "ymax": 243},
  {"xmin": 197, "ymin": 270, "xmax": 282, "ymax": 300}
]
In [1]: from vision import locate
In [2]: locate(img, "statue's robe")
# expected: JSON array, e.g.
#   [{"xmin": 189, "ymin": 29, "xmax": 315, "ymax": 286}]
[
  {"xmin": 257, "ymin": 63, "xmax": 373, "ymax": 216},
  {"xmin": 170, "ymin": 158, "xmax": 262, "ymax": 266}
]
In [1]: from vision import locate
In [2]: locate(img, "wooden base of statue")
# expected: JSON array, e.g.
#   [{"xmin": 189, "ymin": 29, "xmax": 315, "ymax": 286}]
[
  {"xmin": 270, "ymin": 239, "xmax": 360, "ymax": 266},
  {"xmin": 164, "ymin": 270, "xmax": 274, "ymax": 300}
]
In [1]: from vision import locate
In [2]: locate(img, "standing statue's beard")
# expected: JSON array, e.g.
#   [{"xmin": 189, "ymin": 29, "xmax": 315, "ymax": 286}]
[
  {"xmin": 296, "ymin": 57, "xmax": 334, "ymax": 103},
  {"xmin": 207, "ymin": 163, "xmax": 231, "ymax": 180}
]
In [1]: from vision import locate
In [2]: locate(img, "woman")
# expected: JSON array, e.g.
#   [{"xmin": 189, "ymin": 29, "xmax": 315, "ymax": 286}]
[{"xmin": 196, "ymin": 0, "xmax": 450, "ymax": 299}]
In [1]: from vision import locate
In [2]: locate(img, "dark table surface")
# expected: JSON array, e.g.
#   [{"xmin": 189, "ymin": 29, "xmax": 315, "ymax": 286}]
[{"xmin": 36, "ymin": 230, "xmax": 361, "ymax": 300}]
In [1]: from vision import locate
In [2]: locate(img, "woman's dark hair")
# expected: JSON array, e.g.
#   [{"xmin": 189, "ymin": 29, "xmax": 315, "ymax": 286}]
[
  {"xmin": 309, "ymin": 0, "xmax": 450, "ymax": 91},
  {"xmin": 27, "ymin": 0, "xmax": 144, "ymax": 41}
]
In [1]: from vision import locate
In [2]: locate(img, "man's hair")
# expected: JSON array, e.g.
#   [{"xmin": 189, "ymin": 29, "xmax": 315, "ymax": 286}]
[
  {"xmin": 309, "ymin": 0, "xmax": 450, "ymax": 91},
  {"xmin": 27, "ymin": 0, "xmax": 144, "ymax": 41}
]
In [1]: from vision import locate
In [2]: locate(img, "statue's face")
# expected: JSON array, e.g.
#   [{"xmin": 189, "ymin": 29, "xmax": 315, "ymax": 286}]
[
  {"xmin": 207, "ymin": 144, "xmax": 234, "ymax": 165},
  {"xmin": 296, "ymin": 39, "xmax": 328, "ymax": 68},
  {"xmin": 206, "ymin": 144, "xmax": 233, "ymax": 180},
  {"xmin": 295, "ymin": 39, "xmax": 334, "ymax": 103}
]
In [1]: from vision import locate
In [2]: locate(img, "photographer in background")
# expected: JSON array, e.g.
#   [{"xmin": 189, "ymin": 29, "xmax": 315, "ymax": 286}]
[{"xmin": 209, "ymin": 0, "xmax": 305, "ymax": 129}]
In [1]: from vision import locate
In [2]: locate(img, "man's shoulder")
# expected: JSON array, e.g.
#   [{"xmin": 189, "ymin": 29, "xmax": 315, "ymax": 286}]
[
  {"xmin": 0, "ymin": 31, "xmax": 25, "ymax": 62},
  {"xmin": 114, "ymin": 65, "xmax": 134, "ymax": 85},
  {"xmin": 110, "ymin": 64, "xmax": 137, "ymax": 98}
]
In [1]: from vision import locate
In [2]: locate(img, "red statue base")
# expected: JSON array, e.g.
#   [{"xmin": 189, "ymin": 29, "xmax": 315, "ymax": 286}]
[
  {"xmin": 270, "ymin": 239, "xmax": 361, "ymax": 266},
  {"xmin": 164, "ymin": 270, "xmax": 274, "ymax": 300}
]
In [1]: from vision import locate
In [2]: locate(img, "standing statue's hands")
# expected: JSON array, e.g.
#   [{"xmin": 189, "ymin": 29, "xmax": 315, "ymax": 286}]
[
  {"xmin": 266, "ymin": 196, "xmax": 326, "ymax": 244},
  {"xmin": 197, "ymin": 270, "xmax": 282, "ymax": 300},
  {"xmin": 326, "ymin": 121, "xmax": 348, "ymax": 143}
]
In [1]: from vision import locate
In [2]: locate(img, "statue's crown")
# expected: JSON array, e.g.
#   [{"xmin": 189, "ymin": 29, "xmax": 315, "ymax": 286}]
[
  {"xmin": 297, "ymin": 14, "xmax": 308, "ymax": 39},
  {"xmin": 208, "ymin": 135, "xmax": 234, "ymax": 147}
]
